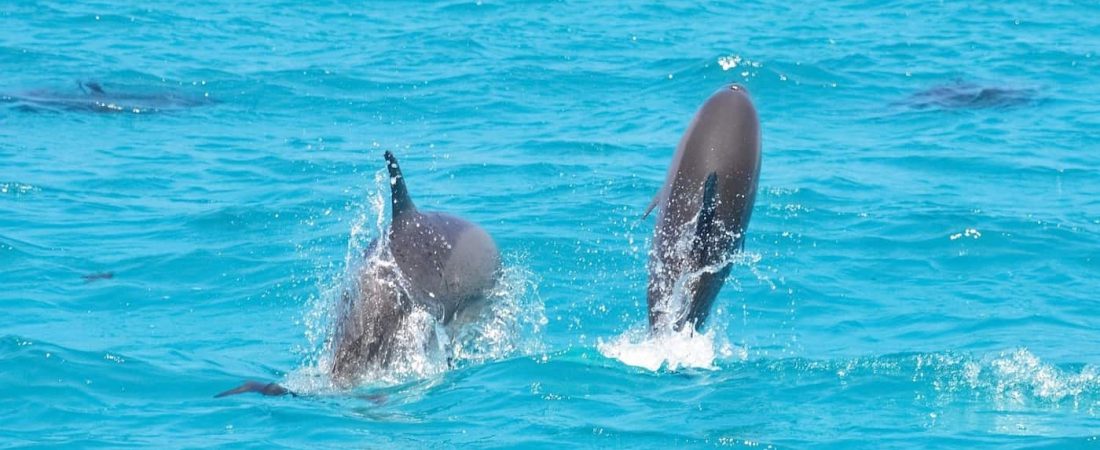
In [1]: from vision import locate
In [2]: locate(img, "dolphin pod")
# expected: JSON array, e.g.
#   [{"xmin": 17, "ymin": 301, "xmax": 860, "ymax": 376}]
[
  {"xmin": 645, "ymin": 84, "xmax": 762, "ymax": 333},
  {"xmin": 218, "ymin": 84, "xmax": 761, "ymax": 396}
]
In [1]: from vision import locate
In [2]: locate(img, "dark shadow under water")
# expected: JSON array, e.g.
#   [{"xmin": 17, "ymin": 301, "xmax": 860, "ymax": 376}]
[
  {"xmin": 1, "ymin": 81, "xmax": 215, "ymax": 114},
  {"xmin": 901, "ymin": 80, "xmax": 1037, "ymax": 110}
]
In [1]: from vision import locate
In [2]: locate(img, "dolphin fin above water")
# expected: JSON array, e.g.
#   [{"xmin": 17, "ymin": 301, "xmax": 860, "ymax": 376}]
[
  {"xmin": 384, "ymin": 150, "xmax": 416, "ymax": 218},
  {"xmin": 642, "ymin": 185, "xmax": 667, "ymax": 220},
  {"xmin": 84, "ymin": 82, "xmax": 105, "ymax": 95}
]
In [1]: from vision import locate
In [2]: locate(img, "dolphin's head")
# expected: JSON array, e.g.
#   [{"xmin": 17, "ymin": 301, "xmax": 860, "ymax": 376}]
[
  {"xmin": 705, "ymin": 83, "xmax": 754, "ymax": 111},
  {"xmin": 683, "ymin": 83, "xmax": 760, "ymax": 151}
]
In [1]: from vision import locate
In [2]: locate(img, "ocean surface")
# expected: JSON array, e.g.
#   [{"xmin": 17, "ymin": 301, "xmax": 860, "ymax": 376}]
[{"xmin": 2, "ymin": 1, "xmax": 1099, "ymax": 448}]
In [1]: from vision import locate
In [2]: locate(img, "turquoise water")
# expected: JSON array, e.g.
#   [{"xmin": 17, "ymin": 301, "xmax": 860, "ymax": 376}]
[{"xmin": 3, "ymin": 0, "xmax": 1100, "ymax": 447}]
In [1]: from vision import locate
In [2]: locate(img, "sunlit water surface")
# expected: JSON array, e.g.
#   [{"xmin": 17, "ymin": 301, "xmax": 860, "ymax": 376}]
[{"xmin": 2, "ymin": 1, "xmax": 1099, "ymax": 448}]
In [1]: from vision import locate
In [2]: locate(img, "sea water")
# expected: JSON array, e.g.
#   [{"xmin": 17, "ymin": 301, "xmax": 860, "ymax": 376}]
[{"xmin": 2, "ymin": 0, "xmax": 1099, "ymax": 447}]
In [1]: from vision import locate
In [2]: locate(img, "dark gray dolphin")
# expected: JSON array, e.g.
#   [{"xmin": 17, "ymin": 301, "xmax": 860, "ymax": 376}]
[
  {"xmin": 903, "ymin": 80, "xmax": 1035, "ymax": 110},
  {"xmin": 329, "ymin": 151, "xmax": 501, "ymax": 381},
  {"xmin": 1, "ymin": 81, "xmax": 213, "ymax": 113},
  {"xmin": 217, "ymin": 151, "xmax": 501, "ymax": 396},
  {"xmin": 645, "ymin": 84, "xmax": 761, "ymax": 333}
]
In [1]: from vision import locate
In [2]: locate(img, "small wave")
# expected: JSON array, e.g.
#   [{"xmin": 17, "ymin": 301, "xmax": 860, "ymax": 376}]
[{"xmin": 748, "ymin": 348, "xmax": 1100, "ymax": 407}]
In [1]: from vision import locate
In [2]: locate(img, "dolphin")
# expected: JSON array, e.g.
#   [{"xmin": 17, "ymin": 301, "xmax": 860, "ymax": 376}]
[
  {"xmin": 645, "ymin": 84, "xmax": 762, "ymax": 333},
  {"xmin": 1, "ymin": 81, "xmax": 213, "ymax": 113},
  {"xmin": 903, "ymin": 80, "xmax": 1035, "ymax": 110},
  {"xmin": 217, "ymin": 151, "xmax": 501, "ymax": 396},
  {"xmin": 329, "ymin": 151, "xmax": 502, "ymax": 381}
]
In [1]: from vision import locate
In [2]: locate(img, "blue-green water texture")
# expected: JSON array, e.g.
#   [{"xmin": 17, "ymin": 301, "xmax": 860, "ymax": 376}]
[{"xmin": 3, "ymin": 1, "xmax": 1100, "ymax": 448}]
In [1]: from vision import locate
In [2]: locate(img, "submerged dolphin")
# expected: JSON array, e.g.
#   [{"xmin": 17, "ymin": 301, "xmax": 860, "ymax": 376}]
[
  {"xmin": 903, "ymin": 80, "xmax": 1035, "ymax": 110},
  {"xmin": 645, "ymin": 84, "xmax": 762, "ymax": 333},
  {"xmin": 1, "ymin": 81, "xmax": 213, "ymax": 113},
  {"xmin": 217, "ymin": 151, "xmax": 501, "ymax": 396}
]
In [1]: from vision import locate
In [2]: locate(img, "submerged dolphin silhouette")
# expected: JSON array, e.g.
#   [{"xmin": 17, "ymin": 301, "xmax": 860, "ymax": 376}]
[
  {"xmin": 1, "ymin": 81, "xmax": 213, "ymax": 113},
  {"xmin": 217, "ymin": 151, "xmax": 501, "ymax": 397},
  {"xmin": 903, "ymin": 81, "xmax": 1035, "ymax": 110},
  {"xmin": 646, "ymin": 84, "xmax": 762, "ymax": 333}
]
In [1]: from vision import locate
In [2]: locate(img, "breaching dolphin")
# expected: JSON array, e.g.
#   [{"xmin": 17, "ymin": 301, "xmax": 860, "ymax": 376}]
[
  {"xmin": 329, "ymin": 151, "xmax": 502, "ymax": 381},
  {"xmin": 645, "ymin": 84, "xmax": 761, "ymax": 333},
  {"xmin": 217, "ymin": 151, "xmax": 501, "ymax": 397}
]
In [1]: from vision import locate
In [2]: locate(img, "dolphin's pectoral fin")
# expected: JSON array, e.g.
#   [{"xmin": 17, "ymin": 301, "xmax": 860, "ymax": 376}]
[
  {"xmin": 384, "ymin": 151, "xmax": 416, "ymax": 218},
  {"xmin": 642, "ymin": 185, "xmax": 669, "ymax": 220},
  {"xmin": 214, "ymin": 381, "xmax": 294, "ymax": 398},
  {"xmin": 691, "ymin": 172, "xmax": 720, "ymax": 263}
]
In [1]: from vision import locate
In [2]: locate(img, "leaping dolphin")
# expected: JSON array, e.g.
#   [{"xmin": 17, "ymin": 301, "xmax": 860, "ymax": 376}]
[
  {"xmin": 217, "ymin": 151, "xmax": 501, "ymax": 396},
  {"xmin": 329, "ymin": 151, "xmax": 502, "ymax": 381},
  {"xmin": 645, "ymin": 84, "xmax": 762, "ymax": 333}
]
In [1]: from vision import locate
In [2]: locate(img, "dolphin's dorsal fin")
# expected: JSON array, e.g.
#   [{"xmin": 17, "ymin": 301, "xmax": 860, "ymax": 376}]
[
  {"xmin": 384, "ymin": 151, "xmax": 416, "ymax": 218},
  {"xmin": 82, "ymin": 82, "xmax": 105, "ymax": 95}
]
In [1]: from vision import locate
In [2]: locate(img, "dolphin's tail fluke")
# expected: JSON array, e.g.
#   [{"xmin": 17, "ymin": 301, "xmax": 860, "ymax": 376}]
[
  {"xmin": 384, "ymin": 151, "xmax": 416, "ymax": 218},
  {"xmin": 214, "ymin": 381, "xmax": 294, "ymax": 398}
]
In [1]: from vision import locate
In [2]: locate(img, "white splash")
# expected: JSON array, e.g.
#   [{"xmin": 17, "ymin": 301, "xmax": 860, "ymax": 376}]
[
  {"xmin": 987, "ymin": 348, "xmax": 1099, "ymax": 404},
  {"xmin": 949, "ymin": 228, "xmax": 982, "ymax": 240},
  {"xmin": 449, "ymin": 263, "xmax": 547, "ymax": 366},
  {"xmin": 597, "ymin": 325, "xmax": 744, "ymax": 371},
  {"xmin": 609, "ymin": 208, "xmax": 759, "ymax": 372},
  {"xmin": 718, "ymin": 55, "xmax": 743, "ymax": 71},
  {"xmin": 717, "ymin": 55, "xmax": 763, "ymax": 77}
]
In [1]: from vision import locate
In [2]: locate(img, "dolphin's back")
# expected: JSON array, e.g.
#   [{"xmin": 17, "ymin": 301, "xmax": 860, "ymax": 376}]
[
  {"xmin": 390, "ymin": 211, "xmax": 500, "ymax": 322},
  {"xmin": 383, "ymin": 150, "xmax": 501, "ymax": 320}
]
